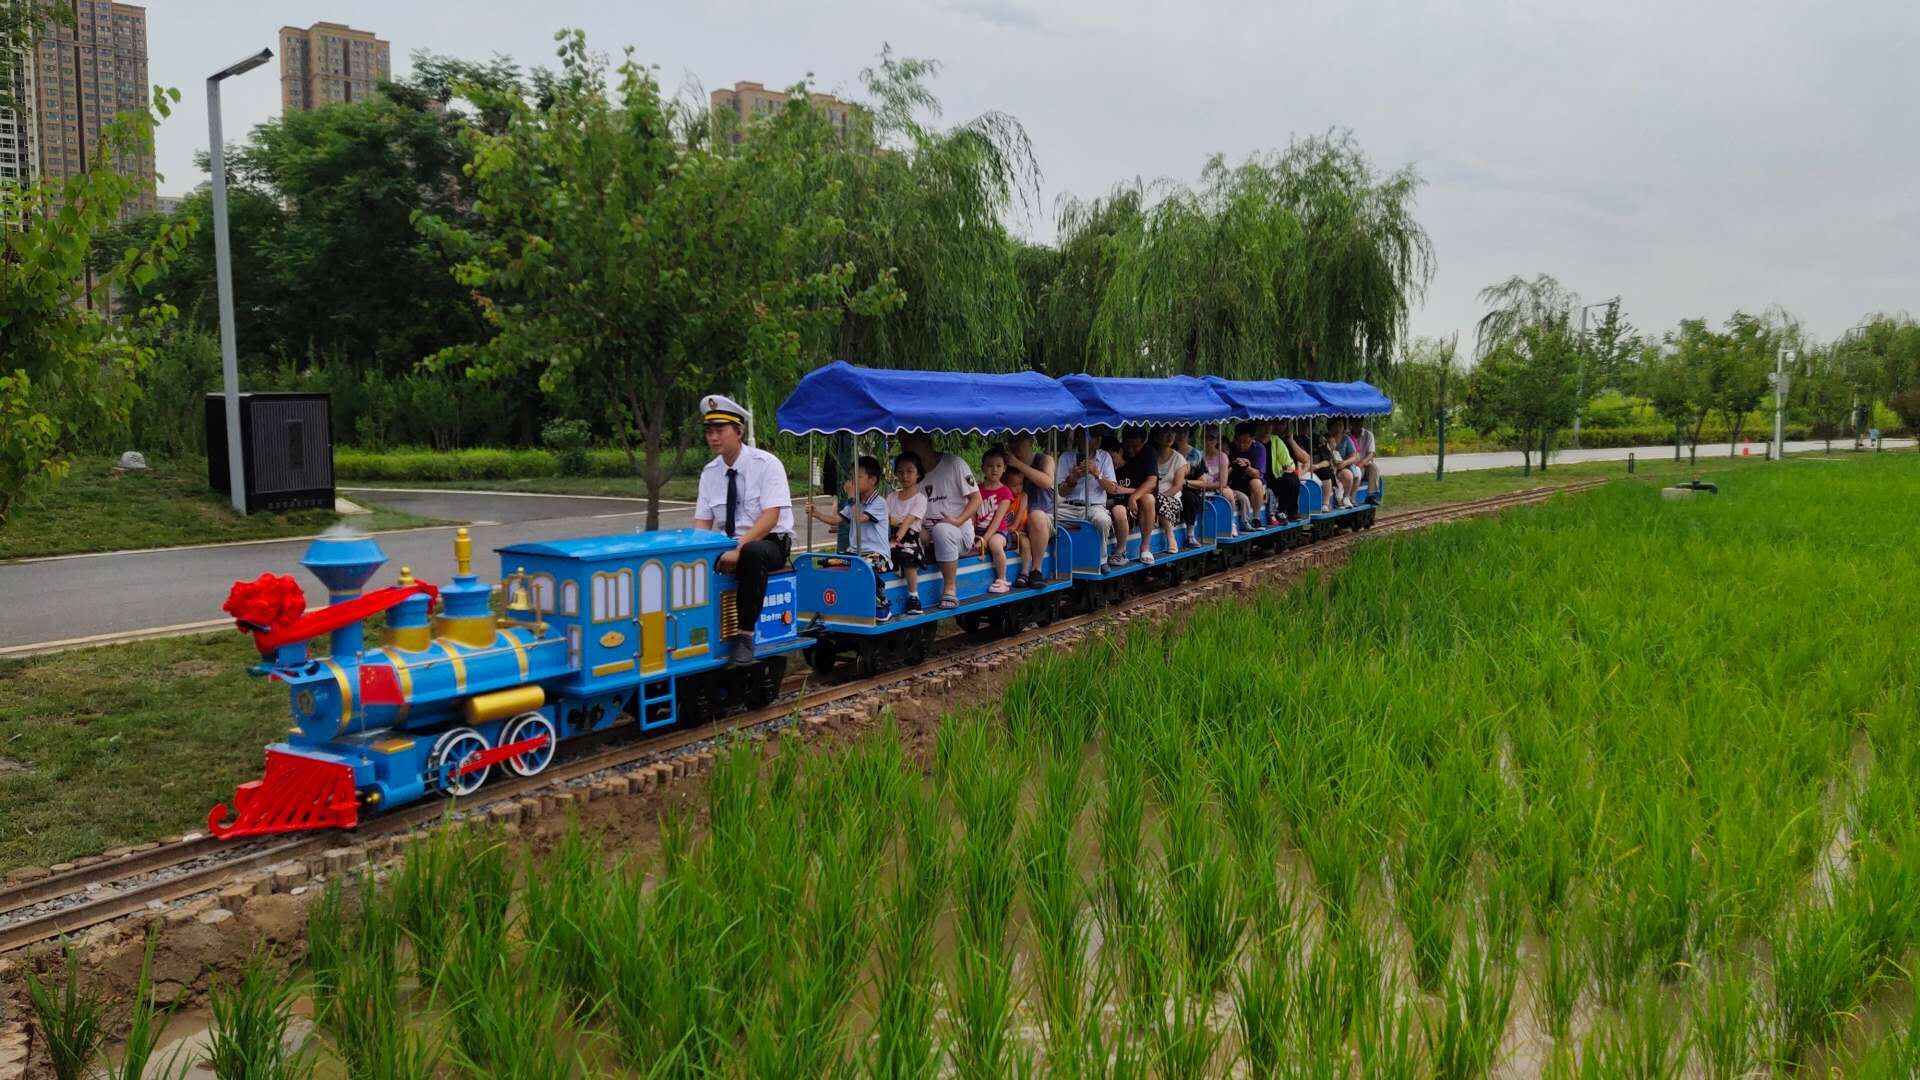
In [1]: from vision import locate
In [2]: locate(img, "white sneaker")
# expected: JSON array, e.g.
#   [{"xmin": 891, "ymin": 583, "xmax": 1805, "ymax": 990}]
[{"xmin": 1139, "ymin": 550, "xmax": 1155, "ymax": 566}]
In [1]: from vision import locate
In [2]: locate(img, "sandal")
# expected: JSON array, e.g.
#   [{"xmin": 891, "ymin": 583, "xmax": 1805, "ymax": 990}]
[{"xmin": 939, "ymin": 593, "xmax": 959, "ymax": 609}]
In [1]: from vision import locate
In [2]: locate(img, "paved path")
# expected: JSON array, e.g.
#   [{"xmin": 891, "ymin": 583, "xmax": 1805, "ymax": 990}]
[
  {"xmin": 1377, "ymin": 438, "xmax": 1910, "ymax": 476},
  {"xmin": 1, "ymin": 444, "xmax": 1908, "ymax": 655}
]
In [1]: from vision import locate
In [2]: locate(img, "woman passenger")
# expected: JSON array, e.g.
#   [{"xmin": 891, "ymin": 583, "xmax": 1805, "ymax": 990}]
[
  {"xmin": 1003, "ymin": 432, "xmax": 1055, "ymax": 588},
  {"xmin": 1150, "ymin": 427, "xmax": 1187, "ymax": 555},
  {"xmin": 1111, "ymin": 429, "xmax": 1158, "ymax": 565}
]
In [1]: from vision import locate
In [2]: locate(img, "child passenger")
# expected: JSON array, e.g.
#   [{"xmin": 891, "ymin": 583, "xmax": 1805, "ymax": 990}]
[
  {"xmin": 803, "ymin": 455, "xmax": 896, "ymax": 620},
  {"xmin": 975, "ymin": 449, "xmax": 1018, "ymax": 594},
  {"xmin": 889, "ymin": 452, "xmax": 929, "ymax": 615}
]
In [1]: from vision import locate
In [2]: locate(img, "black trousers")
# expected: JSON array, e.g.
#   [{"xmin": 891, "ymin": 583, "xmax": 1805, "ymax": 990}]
[
  {"xmin": 732, "ymin": 534, "xmax": 791, "ymax": 637},
  {"xmin": 1271, "ymin": 472, "xmax": 1302, "ymax": 518}
]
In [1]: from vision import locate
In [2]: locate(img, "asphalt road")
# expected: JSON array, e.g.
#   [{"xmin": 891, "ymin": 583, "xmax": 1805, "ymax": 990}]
[{"xmin": 1, "ymin": 442, "xmax": 1907, "ymax": 654}]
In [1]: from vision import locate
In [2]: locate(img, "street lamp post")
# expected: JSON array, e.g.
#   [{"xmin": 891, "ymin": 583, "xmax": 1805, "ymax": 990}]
[
  {"xmin": 1770, "ymin": 349, "xmax": 1794, "ymax": 461},
  {"xmin": 208, "ymin": 47, "xmax": 273, "ymax": 515},
  {"xmin": 1571, "ymin": 297, "xmax": 1619, "ymax": 448}
]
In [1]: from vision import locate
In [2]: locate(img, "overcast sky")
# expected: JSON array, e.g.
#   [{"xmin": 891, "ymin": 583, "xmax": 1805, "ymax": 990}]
[{"xmin": 151, "ymin": 0, "xmax": 1918, "ymax": 349}]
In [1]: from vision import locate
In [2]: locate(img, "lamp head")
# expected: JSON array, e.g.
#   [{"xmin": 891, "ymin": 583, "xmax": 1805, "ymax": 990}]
[{"xmin": 212, "ymin": 47, "xmax": 273, "ymax": 82}]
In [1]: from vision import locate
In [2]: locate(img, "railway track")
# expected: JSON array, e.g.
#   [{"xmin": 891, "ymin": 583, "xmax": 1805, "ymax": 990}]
[{"xmin": 0, "ymin": 479, "xmax": 1602, "ymax": 955}]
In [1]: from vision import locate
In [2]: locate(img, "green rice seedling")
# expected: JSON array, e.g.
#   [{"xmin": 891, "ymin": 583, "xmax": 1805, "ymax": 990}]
[
  {"xmin": 1769, "ymin": 898, "xmax": 1875, "ymax": 1066},
  {"xmin": 1149, "ymin": 973, "xmax": 1222, "ymax": 1080},
  {"xmin": 1396, "ymin": 866, "xmax": 1456, "ymax": 993},
  {"xmin": 1422, "ymin": 915, "xmax": 1516, "ymax": 1080},
  {"xmin": 1162, "ymin": 764, "xmax": 1241, "ymax": 994},
  {"xmin": 1532, "ymin": 907, "xmax": 1586, "ymax": 1045},
  {"xmin": 1583, "ymin": 970, "xmax": 1685, "ymax": 1080},
  {"xmin": 866, "ymin": 780, "xmax": 950, "ymax": 1080},
  {"xmin": 1297, "ymin": 791, "xmax": 1370, "ymax": 924},
  {"xmin": 303, "ymin": 876, "xmax": 348, "ymax": 1014},
  {"xmin": 439, "ymin": 911, "xmax": 578, "ymax": 1080},
  {"xmin": 1283, "ymin": 932, "xmax": 1349, "ymax": 1079},
  {"xmin": 330, "ymin": 943, "xmax": 440, "ymax": 1080},
  {"xmin": 1233, "ymin": 929, "xmax": 1294, "ymax": 1078},
  {"xmin": 388, "ymin": 824, "xmax": 464, "ymax": 985},
  {"xmin": 206, "ymin": 951, "xmax": 312, "ymax": 1080},
  {"xmin": 105, "ymin": 929, "xmax": 190, "ymax": 1080},
  {"xmin": 948, "ymin": 942, "xmax": 1026, "ymax": 1080},
  {"xmin": 1331, "ymin": 912, "xmax": 1385, "ymax": 1042},
  {"xmin": 521, "ymin": 823, "xmax": 612, "ymax": 1011},
  {"xmin": 461, "ymin": 826, "xmax": 516, "ymax": 940},
  {"xmin": 23, "ymin": 942, "xmax": 107, "ymax": 1080},
  {"xmin": 1850, "ymin": 987, "xmax": 1920, "ymax": 1078},
  {"xmin": 1832, "ymin": 834, "xmax": 1920, "ymax": 981},
  {"xmin": 1022, "ymin": 749, "xmax": 1093, "ymax": 1067},
  {"xmin": 1099, "ymin": 742, "xmax": 1148, "ymax": 932},
  {"xmin": 1689, "ymin": 954, "xmax": 1759, "ymax": 1080},
  {"xmin": 1357, "ymin": 996, "xmax": 1421, "ymax": 1080}
]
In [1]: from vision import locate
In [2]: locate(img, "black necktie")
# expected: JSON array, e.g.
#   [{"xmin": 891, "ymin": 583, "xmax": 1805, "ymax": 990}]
[{"xmin": 724, "ymin": 468, "xmax": 738, "ymax": 539}]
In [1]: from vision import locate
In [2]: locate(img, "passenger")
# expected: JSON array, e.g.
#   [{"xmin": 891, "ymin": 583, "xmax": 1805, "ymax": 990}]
[
  {"xmin": 974, "ymin": 448, "xmax": 1018, "ymax": 594},
  {"xmin": 1329, "ymin": 418, "xmax": 1359, "ymax": 508},
  {"xmin": 1150, "ymin": 428, "xmax": 1187, "ymax": 555},
  {"xmin": 1200, "ymin": 431, "xmax": 1252, "ymax": 537},
  {"xmin": 692, "ymin": 394, "xmax": 795, "ymax": 666},
  {"xmin": 1347, "ymin": 416, "xmax": 1379, "ymax": 498},
  {"xmin": 1112, "ymin": 428, "xmax": 1159, "ymax": 565},
  {"xmin": 1228, "ymin": 424, "xmax": 1268, "ymax": 529},
  {"xmin": 1172, "ymin": 428, "xmax": 1210, "ymax": 525},
  {"xmin": 1268, "ymin": 420, "xmax": 1310, "ymax": 520},
  {"xmin": 803, "ymin": 455, "xmax": 895, "ymax": 621},
  {"xmin": 1313, "ymin": 423, "xmax": 1349, "ymax": 508},
  {"xmin": 1003, "ymin": 432, "xmax": 1055, "ymax": 588},
  {"xmin": 1056, "ymin": 429, "xmax": 1121, "ymax": 568},
  {"xmin": 899, "ymin": 433, "xmax": 980, "ymax": 610},
  {"xmin": 886, "ymin": 452, "xmax": 928, "ymax": 615}
]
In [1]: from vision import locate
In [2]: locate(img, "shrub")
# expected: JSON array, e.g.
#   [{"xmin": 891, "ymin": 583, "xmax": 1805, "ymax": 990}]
[{"xmin": 541, "ymin": 419, "xmax": 593, "ymax": 477}]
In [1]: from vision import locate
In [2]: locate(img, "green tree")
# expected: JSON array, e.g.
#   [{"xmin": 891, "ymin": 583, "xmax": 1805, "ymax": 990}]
[
  {"xmin": 1385, "ymin": 334, "xmax": 1462, "ymax": 439},
  {"xmin": 0, "ymin": 89, "xmax": 192, "ymax": 521},
  {"xmin": 1794, "ymin": 345, "xmax": 1856, "ymax": 453},
  {"xmin": 418, "ymin": 31, "xmax": 901, "ymax": 529},
  {"xmin": 1714, "ymin": 312, "xmax": 1778, "ymax": 456},
  {"xmin": 1463, "ymin": 316, "xmax": 1581, "ymax": 472},
  {"xmin": 1021, "ymin": 185, "xmax": 1146, "ymax": 374}
]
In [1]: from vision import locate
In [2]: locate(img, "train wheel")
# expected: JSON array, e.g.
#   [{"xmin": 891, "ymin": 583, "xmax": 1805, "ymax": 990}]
[
  {"xmin": 908, "ymin": 625, "xmax": 935, "ymax": 664},
  {"xmin": 807, "ymin": 640, "xmax": 839, "ymax": 675},
  {"xmin": 956, "ymin": 611, "xmax": 985, "ymax": 634},
  {"xmin": 430, "ymin": 726, "xmax": 491, "ymax": 796},
  {"xmin": 748, "ymin": 656, "xmax": 787, "ymax": 708},
  {"xmin": 855, "ymin": 640, "xmax": 883, "ymax": 678},
  {"xmin": 501, "ymin": 713, "xmax": 557, "ymax": 777}
]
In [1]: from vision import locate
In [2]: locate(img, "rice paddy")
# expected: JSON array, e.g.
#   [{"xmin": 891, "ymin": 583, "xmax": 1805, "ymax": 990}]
[{"xmin": 33, "ymin": 455, "xmax": 1920, "ymax": 1076}]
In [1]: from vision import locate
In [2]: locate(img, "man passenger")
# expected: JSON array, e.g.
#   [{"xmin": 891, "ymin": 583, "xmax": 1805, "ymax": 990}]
[{"xmin": 1056, "ymin": 429, "xmax": 1121, "ymax": 567}]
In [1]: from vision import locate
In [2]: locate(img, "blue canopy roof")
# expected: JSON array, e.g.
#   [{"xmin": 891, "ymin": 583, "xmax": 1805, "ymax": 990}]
[
  {"xmin": 1202, "ymin": 376, "xmax": 1322, "ymax": 420},
  {"xmin": 1058, "ymin": 374, "xmax": 1233, "ymax": 427},
  {"xmin": 776, "ymin": 361, "xmax": 1087, "ymax": 436},
  {"xmin": 1299, "ymin": 380, "xmax": 1394, "ymax": 416}
]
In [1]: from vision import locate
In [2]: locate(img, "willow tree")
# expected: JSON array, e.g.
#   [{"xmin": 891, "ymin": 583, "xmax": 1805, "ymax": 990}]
[
  {"xmin": 737, "ymin": 50, "xmax": 1036, "ymax": 389},
  {"xmin": 1022, "ymin": 185, "xmax": 1146, "ymax": 375},
  {"xmin": 1081, "ymin": 133, "xmax": 1430, "ymax": 380}
]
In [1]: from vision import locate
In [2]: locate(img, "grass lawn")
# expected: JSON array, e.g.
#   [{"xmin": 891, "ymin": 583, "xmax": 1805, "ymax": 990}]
[
  {"xmin": 1382, "ymin": 445, "xmax": 1886, "ymax": 509},
  {"xmin": 0, "ymin": 455, "xmax": 445, "ymax": 560},
  {"xmin": 0, "ymin": 631, "xmax": 296, "ymax": 869},
  {"xmin": 344, "ymin": 474, "xmax": 701, "ymax": 503}
]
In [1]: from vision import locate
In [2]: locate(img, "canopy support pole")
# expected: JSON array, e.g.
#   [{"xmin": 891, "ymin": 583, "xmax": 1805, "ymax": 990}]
[{"xmin": 806, "ymin": 436, "xmax": 815, "ymax": 553}]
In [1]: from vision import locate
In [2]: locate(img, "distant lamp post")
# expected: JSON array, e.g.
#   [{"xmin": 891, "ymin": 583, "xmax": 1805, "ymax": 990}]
[
  {"xmin": 208, "ymin": 47, "xmax": 272, "ymax": 514},
  {"xmin": 1839, "ymin": 324, "xmax": 1871, "ymax": 450},
  {"xmin": 1770, "ymin": 349, "xmax": 1794, "ymax": 460},
  {"xmin": 1571, "ymin": 297, "xmax": 1620, "ymax": 447}
]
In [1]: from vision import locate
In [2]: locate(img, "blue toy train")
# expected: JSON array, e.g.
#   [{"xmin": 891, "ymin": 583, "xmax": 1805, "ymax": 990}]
[{"xmin": 207, "ymin": 364, "xmax": 1388, "ymax": 838}]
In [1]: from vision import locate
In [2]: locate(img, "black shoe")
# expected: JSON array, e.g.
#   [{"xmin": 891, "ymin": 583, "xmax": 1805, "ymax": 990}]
[
  {"xmin": 876, "ymin": 602, "xmax": 893, "ymax": 623},
  {"xmin": 905, "ymin": 596, "xmax": 923, "ymax": 615},
  {"xmin": 727, "ymin": 635, "xmax": 756, "ymax": 667}
]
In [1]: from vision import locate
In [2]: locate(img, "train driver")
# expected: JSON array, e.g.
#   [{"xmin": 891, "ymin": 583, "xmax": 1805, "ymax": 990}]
[{"xmin": 693, "ymin": 394, "xmax": 795, "ymax": 666}]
